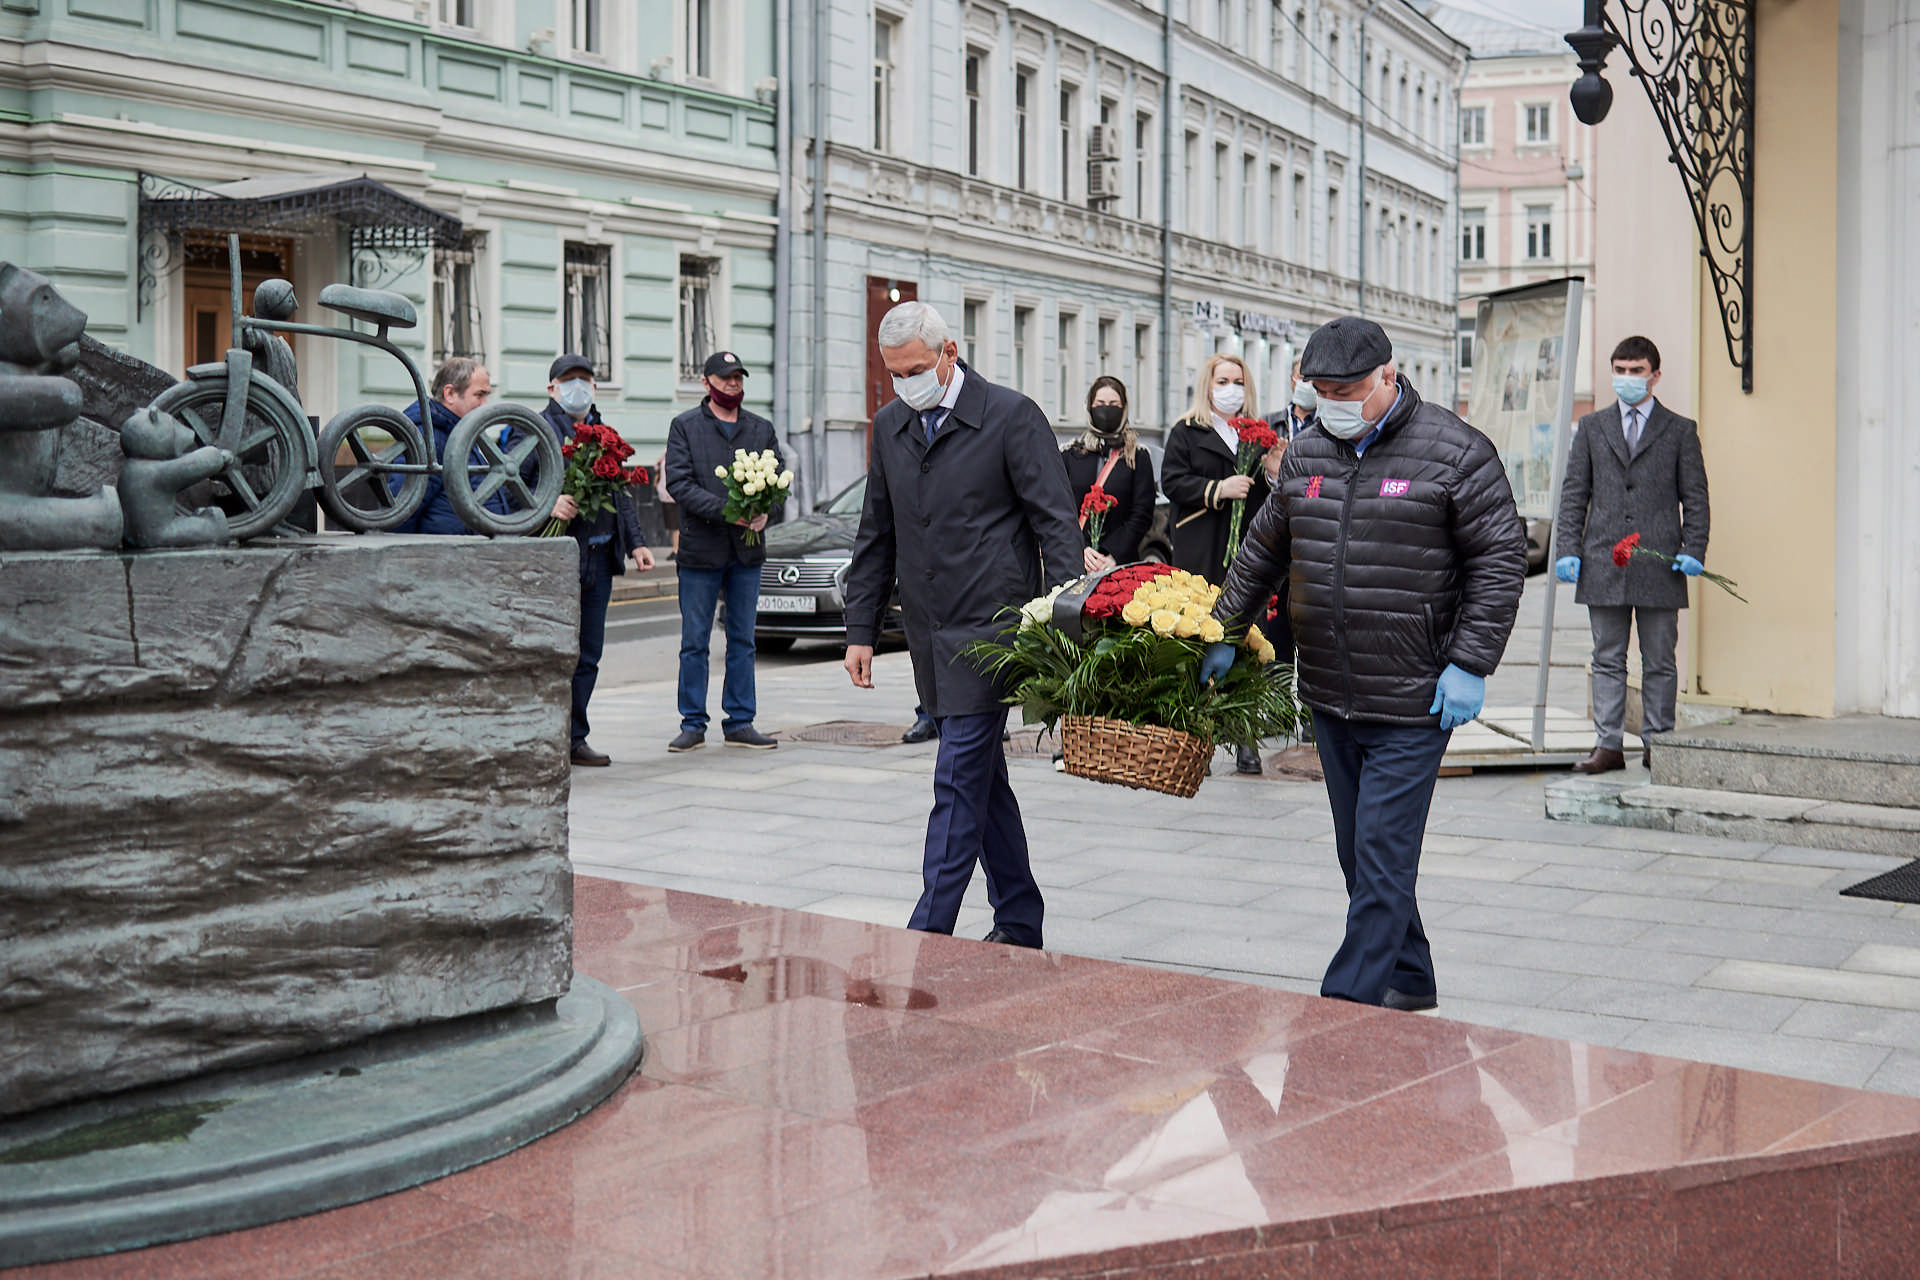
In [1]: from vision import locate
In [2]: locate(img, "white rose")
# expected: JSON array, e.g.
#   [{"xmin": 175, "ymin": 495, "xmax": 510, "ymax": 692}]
[
  {"xmin": 714, "ymin": 465, "xmax": 728, "ymax": 478},
  {"xmin": 778, "ymin": 471, "xmax": 795, "ymax": 488}
]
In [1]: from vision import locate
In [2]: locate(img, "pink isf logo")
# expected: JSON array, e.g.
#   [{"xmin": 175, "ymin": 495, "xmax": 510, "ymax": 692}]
[
  {"xmin": 1380, "ymin": 478, "xmax": 1411, "ymax": 497},
  {"xmin": 1305, "ymin": 476, "xmax": 1323, "ymax": 499}
]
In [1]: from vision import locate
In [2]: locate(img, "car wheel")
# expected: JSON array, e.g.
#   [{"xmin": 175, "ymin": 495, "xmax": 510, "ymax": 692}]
[{"xmin": 756, "ymin": 636, "xmax": 796, "ymax": 654}]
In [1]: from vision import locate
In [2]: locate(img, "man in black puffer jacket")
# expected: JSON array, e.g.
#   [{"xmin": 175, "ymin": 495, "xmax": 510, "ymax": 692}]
[{"xmin": 1207, "ymin": 316, "xmax": 1527, "ymax": 1013}]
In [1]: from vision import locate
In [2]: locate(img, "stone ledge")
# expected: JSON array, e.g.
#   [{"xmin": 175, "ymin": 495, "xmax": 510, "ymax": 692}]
[{"xmin": 1547, "ymin": 777, "xmax": 1920, "ymax": 856}]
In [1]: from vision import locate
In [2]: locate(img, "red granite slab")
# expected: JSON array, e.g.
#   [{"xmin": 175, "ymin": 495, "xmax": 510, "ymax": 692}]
[{"xmin": 18, "ymin": 877, "xmax": 1920, "ymax": 1280}]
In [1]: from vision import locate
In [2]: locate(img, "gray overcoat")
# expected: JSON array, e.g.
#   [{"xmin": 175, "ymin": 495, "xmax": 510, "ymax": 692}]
[
  {"xmin": 844, "ymin": 364, "xmax": 1082, "ymax": 718},
  {"xmin": 1554, "ymin": 400, "xmax": 1710, "ymax": 609}
]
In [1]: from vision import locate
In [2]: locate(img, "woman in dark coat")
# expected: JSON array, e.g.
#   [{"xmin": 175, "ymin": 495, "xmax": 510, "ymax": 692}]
[
  {"xmin": 1060, "ymin": 375, "xmax": 1157, "ymax": 573},
  {"xmin": 1161, "ymin": 352, "xmax": 1284, "ymax": 773}
]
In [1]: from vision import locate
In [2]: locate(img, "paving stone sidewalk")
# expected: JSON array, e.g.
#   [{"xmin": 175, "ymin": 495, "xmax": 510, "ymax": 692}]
[{"xmin": 570, "ymin": 576, "xmax": 1920, "ymax": 1098}]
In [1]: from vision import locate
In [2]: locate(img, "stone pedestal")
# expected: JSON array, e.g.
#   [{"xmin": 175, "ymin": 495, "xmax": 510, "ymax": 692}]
[{"xmin": 0, "ymin": 536, "xmax": 579, "ymax": 1117}]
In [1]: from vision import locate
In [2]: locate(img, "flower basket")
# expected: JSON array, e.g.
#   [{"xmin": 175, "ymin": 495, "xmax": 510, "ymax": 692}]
[{"xmin": 1059, "ymin": 715, "xmax": 1212, "ymax": 798}]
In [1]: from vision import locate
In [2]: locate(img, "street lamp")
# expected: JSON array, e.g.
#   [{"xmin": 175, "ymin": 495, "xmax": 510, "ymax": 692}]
[{"xmin": 1565, "ymin": 0, "xmax": 1617, "ymax": 125}]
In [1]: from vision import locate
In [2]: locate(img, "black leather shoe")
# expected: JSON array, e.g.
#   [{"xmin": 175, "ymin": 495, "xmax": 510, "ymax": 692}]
[
  {"xmin": 1571, "ymin": 747, "xmax": 1626, "ymax": 775},
  {"xmin": 1235, "ymin": 745, "xmax": 1264, "ymax": 775},
  {"xmin": 1381, "ymin": 987, "xmax": 1438, "ymax": 1012},
  {"xmin": 667, "ymin": 730, "xmax": 705, "ymax": 753},
  {"xmin": 983, "ymin": 927, "xmax": 1041, "ymax": 949},
  {"xmin": 902, "ymin": 716, "xmax": 938, "ymax": 744},
  {"xmin": 570, "ymin": 742, "xmax": 611, "ymax": 767},
  {"xmin": 723, "ymin": 726, "xmax": 778, "ymax": 750}
]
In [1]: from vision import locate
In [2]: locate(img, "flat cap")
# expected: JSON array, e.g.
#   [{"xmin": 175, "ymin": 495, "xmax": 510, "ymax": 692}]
[
  {"xmin": 549, "ymin": 352, "xmax": 595, "ymax": 381},
  {"xmin": 1299, "ymin": 317, "xmax": 1393, "ymax": 382},
  {"xmin": 702, "ymin": 350, "xmax": 748, "ymax": 377}
]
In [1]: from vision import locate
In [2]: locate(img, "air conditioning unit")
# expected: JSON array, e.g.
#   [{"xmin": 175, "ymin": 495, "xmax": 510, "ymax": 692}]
[
  {"xmin": 1087, "ymin": 157, "xmax": 1121, "ymax": 200},
  {"xmin": 1087, "ymin": 123, "xmax": 1121, "ymax": 159}
]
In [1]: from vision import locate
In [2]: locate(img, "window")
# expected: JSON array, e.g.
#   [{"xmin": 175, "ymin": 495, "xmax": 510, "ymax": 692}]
[
  {"xmin": 1457, "ymin": 317, "xmax": 1474, "ymax": 370},
  {"xmin": 872, "ymin": 16, "xmax": 896, "ymax": 152},
  {"xmin": 1292, "ymin": 7, "xmax": 1307, "ymax": 80},
  {"xmin": 1266, "ymin": 163, "xmax": 1282, "ymax": 255},
  {"xmin": 439, "ymin": 0, "xmax": 476, "ymax": 27},
  {"xmin": 1014, "ymin": 306, "xmax": 1033, "ymax": 395},
  {"xmin": 1460, "ymin": 105, "xmax": 1486, "ymax": 148},
  {"xmin": 1134, "ymin": 321, "xmax": 1154, "ymax": 410},
  {"xmin": 1526, "ymin": 204, "xmax": 1553, "ymax": 259},
  {"xmin": 1134, "ymin": 111, "xmax": 1154, "ymax": 220},
  {"xmin": 1057, "ymin": 310, "xmax": 1079, "ymax": 418},
  {"xmin": 433, "ymin": 232, "xmax": 485, "ymax": 366},
  {"xmin": 574, "ymin": 0, "xmax": 602, "ymax": 56},
  {"xmin": 1269, "ymin": 1, "xmax": 1286, "ymax": 73},
  {"xmin": 1217, "ymin": 0, "xmax": 1231, "ymax": 42},
  {"xmin": 965, "ymin": 52, "xmax": 984, "ymax": 177},
  {"xmin": 1097, "ymin": 317, "xmax": 1115, "ymax": 374},
  {"xmin": 1184, "ymin": 130, "xmax": 1201, "ymax": 231},
  {"xmin": 564, "ymin": 242, "xmax": 612, "ymax": 380},
  {"xmin": 1242, "ymin": 153, "xmax": 1257, "ymax": 250},
  {"xmin": 1327, "ymin": 184, "xmax": 1341, "ymax": 266},
  {"xmin": 1291, "ymin": 172, "xmax": 1306, "ymax": 260},
  {"xmin": 682, "ymin": 0, "xmax": 711, "ymax": 77},
  {"xmin": 1524, "ymin": 103, "xmax": 1551, "ymax": 144},
  {"xmin": 962, "ymin": 298, "xmax": 984, "ymax": 368},
  {"xmin": 677, "ymin": 254, "xmax": 719, "ymax": 384},
  {"xmin": 1213, "ymin": 141, "xmax": 1229, "ymax": 239},
  {"xmin": 1059, "ymin": 85, "xmax": 1078, "ymax": 201},
  {"xmin": 1460, "ymin": 209, "xmax": 1486, "ymax": 261},
  {"xmin": 1414, "ymin": 87, "xmax": 1426, "ymax": 142},
  {"xmin": 1015, "ymin": 69, "xmax": 1033, "ymax": 190}
]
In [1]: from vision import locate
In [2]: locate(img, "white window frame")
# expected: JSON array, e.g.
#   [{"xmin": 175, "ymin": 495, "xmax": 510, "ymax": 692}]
[
  {"xmin": 1133, "ymin": 318, "xmax": 1155, "ymax": 419},
  {"xmin": 1015, "ymin": 67, "xmax": 1037, "ymax": 192},
  {"xmin": 872, "ymin": 11, "xmax": 900, "ymax": 154},
  {"xmin": 677, "ymin": 252, "xmax": 727, "ymax": 389},
  {"xmin": 1013, "ymin": 302, "xmax": 1036, "ymax": 398},
  {"xmin": 676, "ymin": 0, "xmax": 741, "ymax": 89},
  {"xmin": 433, "ymin": 229, "xmax": 489, "ymax": 368},
  {"xmin": 1521, "ymin": 101, "xmax": 1553, "ymax": 146},
  {"xmin": 1058, "ymin": 81, "xmax": 1080, "ymax": 203},
  {"xmin": 1460, "ymin": 207, "xmax": 1487, "ymax": 263},
  {"xmin": 1134, "ymin": 109, "xmax": 1156, "ymax": 222},
  {"xmin": 962, "ymin": 294, "xmax": 991, "ymax": 370},
  {"xmin": 1525, "ymin": 204, "xmax": 1554, "ymax": 260},
  {"xmin": 563, "ymin": 239, "xmax": 617, "ymax": 385},
  {"xmin": 965, "ymin": 49, "xmax": 988, "ymax": 178},
  {"xmin": 1057, "ymin": 307, "xmax": 1081, "ymax": 419},
  {"xmin": 1460, "ymin": 104, "xmax": 1488, "ymax": 149}
]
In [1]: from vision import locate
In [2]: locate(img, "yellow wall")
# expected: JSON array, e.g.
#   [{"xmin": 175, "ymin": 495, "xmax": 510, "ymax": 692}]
[{"xmin": 1690, "ymin": 0, "xmax": 1838, "ymax": 716}]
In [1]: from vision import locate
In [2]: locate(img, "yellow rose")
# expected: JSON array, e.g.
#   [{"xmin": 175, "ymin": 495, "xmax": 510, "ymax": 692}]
[
  {"xmin": 1149, "ymin": 609, "xmax": 1179, "ymax": 636},
  {"xmin": 1199, "ymin": 617, "xmax": 1226, "ymax": 644},
  {"xmin": 1181, "ymin": 603, "xmax": 1208, "ymax": 620},
  {"xmin": 1121, "ymin": 599, "xmax": 1152, "ymax": 626},
  {"xmin": 1246, "ymin": 624, "xmax": 1267, "ymax": 650},
  {"xmin": 1258, "ymin": 642, "xmax": 1277, "ymax": 664},
  {"xmin": 1173, "ymin": 614, "xmax": 1199, "ymax": 638}
]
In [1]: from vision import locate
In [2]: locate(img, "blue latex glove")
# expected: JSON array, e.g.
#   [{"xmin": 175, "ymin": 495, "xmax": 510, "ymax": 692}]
[
  {"xmin": 1553, "ymin": 556, "xmax": 1580, "ymax": 584},
  {"xmin": 1429, "ymin": 663, "xmax": 1485, "ymax": 730},
  {"xmin": 1673, "ymin": 554, "xmax": 1704, "ymax": 576},
  {"xmin": 1198, "ymin": 641, "xmax": 1235, "ymax": 687}
]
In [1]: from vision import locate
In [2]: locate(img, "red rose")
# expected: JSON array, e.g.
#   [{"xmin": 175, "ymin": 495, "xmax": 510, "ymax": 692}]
[
  {"xmin": 634, "ymin": 467, "xmax": 652, "ymax": 486},
  {"xmin": 592, "ymin": 454, "xmax": 623, "ymax": 480},
  {"xmin": 1612, "ymin": 533, "xmax": 1642, "ymax": 568},
  {"xmin": 561, "ymin": 442, "xmax": 576, "ymax": 458}
]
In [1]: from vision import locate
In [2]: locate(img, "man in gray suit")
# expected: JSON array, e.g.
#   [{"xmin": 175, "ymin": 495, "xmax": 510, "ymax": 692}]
[
  {"xmin": 843, "ymin": 301, "xmax": 1081, "ymax": 948},
  {"xmin": 1555, "ymin": 335, "xmax": 1712, "ymax": 773}
]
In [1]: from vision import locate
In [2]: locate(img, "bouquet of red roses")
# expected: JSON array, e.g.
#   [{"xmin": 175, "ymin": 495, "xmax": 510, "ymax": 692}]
[
  {"xmin": 1079, "ymin": 484, "xmax": 1117, "ymax": 552},
  {"xmin": 541, "ymin": 421, "xmax": 638, "ymax": 537},
  {"xmin": 1224, "ymin": 417, "xmax": 1279, "ymax": 569},
  {"xmin": 1612, "ymin": 533, "xmax": 1746, "ymax": 601}
]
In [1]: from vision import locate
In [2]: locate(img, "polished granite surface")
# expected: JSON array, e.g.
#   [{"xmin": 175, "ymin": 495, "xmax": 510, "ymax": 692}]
[{"xmin": 15, "ymin": 875, "xmax": 1920, "ymax": 1279}]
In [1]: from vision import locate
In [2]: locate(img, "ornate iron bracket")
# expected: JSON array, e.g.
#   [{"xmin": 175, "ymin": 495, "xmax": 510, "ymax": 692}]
[{"xmin": 1568, "ymin": 0, "xmax": 1755, "ymax": 392}]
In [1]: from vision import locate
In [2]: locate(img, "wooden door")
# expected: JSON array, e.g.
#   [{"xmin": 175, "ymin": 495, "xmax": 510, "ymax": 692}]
[
  {"xmin": 864, "ymin": 277, "xmax": 917, "ymax": 457},
  {"xmin": 180, "ymin": 236, "xmax": 296, "ymax": 374}
]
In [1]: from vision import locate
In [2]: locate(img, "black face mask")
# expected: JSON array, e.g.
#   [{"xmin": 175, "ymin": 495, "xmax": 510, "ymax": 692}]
[{"xmin": 1089, "ymin": 405, "xmax": 1125, "ymax": 436}]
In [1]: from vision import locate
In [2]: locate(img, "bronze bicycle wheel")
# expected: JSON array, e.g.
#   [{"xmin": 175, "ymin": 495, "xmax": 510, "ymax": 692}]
[
  {"xmin": 147, "ymin": 371, "xmax": 310, "ymax": 540},
  {"xmin": 315, "ymin": 405, "xmax": 432, "ymax": 533},
  {"xmin": 443, "ymin": 403, "xmax": 563, "ymax": 538}
]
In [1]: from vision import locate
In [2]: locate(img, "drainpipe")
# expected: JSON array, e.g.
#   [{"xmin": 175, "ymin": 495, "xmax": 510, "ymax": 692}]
[
  {"xmin": 772, "ymin": 0, "xmax": 798, "ymax": 505},
  {"xmin": 808, "ymin": 0, "xmax": 829, "ymax": 501},
  {"xmin": 1159, "ymin": 0, "xmax": 1174, "ymax": 434},
  {"xmin": 1448, "ymin": 56, "xmax": 1468, "ymax": 411},
  {"xmin": 1356, "ymin": 0, "xmax": 1384, "ymax": 317}
]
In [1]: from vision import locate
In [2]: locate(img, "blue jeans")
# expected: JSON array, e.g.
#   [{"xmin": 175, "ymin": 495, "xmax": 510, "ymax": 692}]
[
  {"xmin": 677, "ymin": 563, "xmax": 759, "ymax": 734},
  {"xmin": 573, "ymin": 554, "xmax": 612, "ymax": 746},
  {"xmin": 1311, "ymin": 711, "xmax": 1452, "ymax": 1005}
]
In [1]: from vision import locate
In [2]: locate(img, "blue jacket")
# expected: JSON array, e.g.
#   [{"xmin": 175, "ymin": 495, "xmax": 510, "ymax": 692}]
[
  {"xmin": 390, "ymin": 399, "xmax": 511, "ymax": 536},
  {"xmin": 507, "ymin": 401, "xmax": 648, "ymax": 581}
]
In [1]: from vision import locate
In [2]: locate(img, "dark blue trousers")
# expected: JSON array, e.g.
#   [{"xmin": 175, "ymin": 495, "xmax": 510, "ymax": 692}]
[
  {"xmin": 676, "ymin": 562, "xmax": 759, "ymax": 734},
  {"xmin": 1311, "ymin": 711, "xmax": 1452, "ymax": 1005},
  {"xmin": 909, "ymin": 707, "xmax": 1044, "ymax": 946},
  {"xmin": 572, "ymin": 556, "xmax": 613, "ymax": 746}
]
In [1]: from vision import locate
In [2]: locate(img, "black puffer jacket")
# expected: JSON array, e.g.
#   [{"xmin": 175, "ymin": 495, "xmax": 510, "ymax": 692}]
[{"xmin": 1216, "ymin": 377, "xmax": 1527, "ymax": 725}]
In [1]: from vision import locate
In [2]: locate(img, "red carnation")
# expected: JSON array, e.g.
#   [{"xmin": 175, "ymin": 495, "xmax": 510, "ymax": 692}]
[
  {"xmin": 1079, "ymin": 486, "xmax": 1117, "ymax": 519},
  {"xmin": 1231, "ymin": 417, "xmax": 1279, "ymax": 451},
  {"xmin": 1612, "ymin": 532, "xmax": 1642, "ymax": 567}
]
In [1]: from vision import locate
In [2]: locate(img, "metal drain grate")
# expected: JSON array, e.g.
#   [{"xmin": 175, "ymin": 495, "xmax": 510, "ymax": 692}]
[
  {"xmin": 1840, "ymin": 860, "xmax": 1920, "ymax": 905},
  {"xmin": 780, "ymin": 721, "xmax": 916, "ymax": 747}
]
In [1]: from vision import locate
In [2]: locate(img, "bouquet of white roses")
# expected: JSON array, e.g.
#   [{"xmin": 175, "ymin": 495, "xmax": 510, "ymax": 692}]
[{"xmin": 714, "ymin": 448, "xmax": 794, "ymax": 545}]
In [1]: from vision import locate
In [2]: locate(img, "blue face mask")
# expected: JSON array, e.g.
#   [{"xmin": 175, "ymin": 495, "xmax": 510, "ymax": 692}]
[
  {"xmin": 1612, "ymin": 374, "xmax": 1650, "ymax": 405},
  {"xmin": 555, "ymin": 378, "xmax": 594, "ymax": 417}
]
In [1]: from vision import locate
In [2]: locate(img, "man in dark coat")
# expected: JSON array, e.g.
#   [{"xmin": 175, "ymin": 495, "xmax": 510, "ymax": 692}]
[
  {"xmin": 509, "ymin": 353, "xmax": 653, "ymax": 767},
  {"xmin": 843, "ymin": 301, "xmax": 1082, "ymax": 949},
  {"xmin": 1204, "ymin": 316, "xmax": 1528, "ymax": 1011},
  {"xmin": 1554, "ymin": 335, "xmax": 1711, "ymax": 773},
  {"xmin": 664, "ymin": 350, "xmax": 785, "ymax": 753},
  {"xmin": 391, "ymin": 356, "xmax": 496, "ymax": 536}
]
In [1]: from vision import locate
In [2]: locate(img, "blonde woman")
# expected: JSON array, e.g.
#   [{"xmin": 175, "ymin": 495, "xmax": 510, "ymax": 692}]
[{"xmin": 1161, "ymin": 353, "xmax": 1278, "ymax": 586}]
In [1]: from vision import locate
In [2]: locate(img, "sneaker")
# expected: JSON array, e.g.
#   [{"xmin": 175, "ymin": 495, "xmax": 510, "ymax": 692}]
[
  {"xmin": 1052, "ymin": 751, "xmax": 1066, "ymax": 772},
  {"xmin": 667, "ymin": 729, "xmax": 705, "ymax": 753},
  {"xmin": 723, "ymin": 726, "xmax": 778, "ymax": 750}
]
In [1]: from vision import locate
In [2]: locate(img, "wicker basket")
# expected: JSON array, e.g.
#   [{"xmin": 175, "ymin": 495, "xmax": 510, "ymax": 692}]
[{"xmin": 1058, "ymin": 715, "xmax": 1212, "ymax": 799}]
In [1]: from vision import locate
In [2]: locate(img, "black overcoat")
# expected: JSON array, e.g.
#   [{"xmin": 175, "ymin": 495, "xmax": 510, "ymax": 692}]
[
  {"xmin": 664, "ymin": 399, "xmax": 786, "ymax": 570},
  {"xmin": 1061, "ymin": 443, "xmax": 1156, "ymax": 562},
  {"xmin": 1160, "ymin": 414, "xmax": 1273, "ymax": 585},
  {"xmin": 845, "ymin": 365, "xmax": 1082, "ymax": 718},
  {"xmin": 1554, "ymin": 400, "xmax": 1710, "ymax": 609}
]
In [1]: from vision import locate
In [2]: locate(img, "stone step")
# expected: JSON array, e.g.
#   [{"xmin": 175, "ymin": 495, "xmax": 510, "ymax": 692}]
[
  {"xmin": 1654, "ymin": 713, "xmax": 1920, "ymax": 809},
  {"xmin": 1546, "ymin": 776, "xmax": 1920, "ymax": 856}
]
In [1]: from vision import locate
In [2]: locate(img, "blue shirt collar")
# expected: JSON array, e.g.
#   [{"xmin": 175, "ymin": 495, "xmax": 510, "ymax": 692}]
[{"xmin": 1351, "ymin": 385, "xmax": 1403, "ymax": 456}]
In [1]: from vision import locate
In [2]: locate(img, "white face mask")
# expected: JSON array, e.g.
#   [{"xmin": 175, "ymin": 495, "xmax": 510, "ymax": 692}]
[
  {"xmin": 892, "ymin": 351, "xmax": 949, "ymax": 411},
  {"xmin": 1291, "ymin": 380, "xmax": 1318, "ymax": 412},
  {"xmin": 1316, "ymin": 374, "xmax": 1380, "ymax": 440},
  {"xmin": 554, "ymin": 379, "xmax": 594, "ymax": 417},
  {"xmin": 1210, "ymin": 383, "xmax": 1246, "ymax": 415}
]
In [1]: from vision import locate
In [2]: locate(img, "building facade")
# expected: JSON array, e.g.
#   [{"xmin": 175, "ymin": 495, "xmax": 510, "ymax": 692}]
[
  {"xmin": 1435, "ymin": 12, "xmax": 1597, "ymax": 416},
  {"xmin": 0, "ymin": 0, "xmax": 779, "ymax": 465},
  {"xmin": 784, "ymin": 0, "xmax": 1467, "ymax": 499}
]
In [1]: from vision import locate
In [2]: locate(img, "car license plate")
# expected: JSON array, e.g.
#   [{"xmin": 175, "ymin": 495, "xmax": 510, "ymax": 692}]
[{"xmin": 758, "ymin": 594, "xmax": 815, "ymax": 614}]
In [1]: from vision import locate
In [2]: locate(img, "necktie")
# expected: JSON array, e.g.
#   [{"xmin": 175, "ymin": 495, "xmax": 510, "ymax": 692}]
[
  {"xmin": 921, "ymin": 408, "xmax": 945, "ymax": 443},
  {"xmin": 1626, "ymin": 407, "xmax": 1642, "ymax": 452}
]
